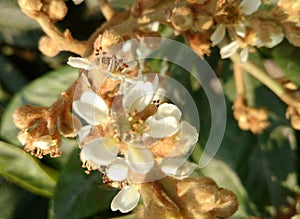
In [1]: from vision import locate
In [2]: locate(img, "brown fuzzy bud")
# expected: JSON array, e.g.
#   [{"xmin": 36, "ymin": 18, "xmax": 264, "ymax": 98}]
[
  {"xmin": 192, "ymin": 12, "xmax": 213, "ymax": 32},
  {"xmin": 282, "ymin": 23, "xmax": 300, "ymax": 47},
  {"xmin": 185, "ymin": 32, "xmax": 211, "ymax": 58},
  {"xmin": 45, "ymin": 0, "xmax": 68, "ymax": 22},
  {"xmin": 13, "ymin": 105, "xmax": 47, "ymax": 130},
  {"xmin": 38, "ymin": 36, "xmax": 60, "ymax": 57},
  {"xmin": 233, "ymin": 96, "xmax": 270, "ymax": 134},
  {"xmin": 170, "ymin": 7, "xmax": 193, "ymax": 32},
  {"xmin": 286, "ymin": 105, "xmax": 300, "ymax": 130},
  {"xmin": 291, "ymin": 116, "xmax": 300, "ymax": 130},
  {"xmin": 94, "ymin": 30, "xmax": 123, "ymax": 52},
  {"xmin": 18, "ymin": 0, "xmax": 43, "ymax": 18},
  {"xmin": 141, "ymin": 176, "xmax": 238, "ymax": 218}
]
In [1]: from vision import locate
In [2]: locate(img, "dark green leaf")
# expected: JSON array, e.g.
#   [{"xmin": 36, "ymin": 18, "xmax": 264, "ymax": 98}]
[
  {"xmin": 0, "ymin": 66, "xmax": 78, "ymax": 146},
  {"xmin": 0, "ymin": 141, "xmax": 58, "ymax": 198},
  {"xmin": 272, "ymin": 41, "xmax": 300, "ymax": 87},
  {"xmin": 0, "ymin": 1, "xmax": 42, "ymax": 48},
  {"xmin": 0, "ymin": 178, "xmax": 49, "ymax": 219},
  {"xmin": 0, "ymin": 54, "xmax": 29, "ymax": 93},
  {"xmin": 219, "ymin": 58, "xmax": 299, "ymax": 216},
  {"xmin": 53, "ymin": 148, "xmax": 117, "ymax": 219}
]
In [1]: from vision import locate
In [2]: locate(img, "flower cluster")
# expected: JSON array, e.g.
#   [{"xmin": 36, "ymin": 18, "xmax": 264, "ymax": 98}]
[
  {"xmin": 210, "ymin": 0, "xmax": 284, "ymax": 63},
  {"xmin": 68, "ymin": 49, "xmax": 199, "ymax": 213}
]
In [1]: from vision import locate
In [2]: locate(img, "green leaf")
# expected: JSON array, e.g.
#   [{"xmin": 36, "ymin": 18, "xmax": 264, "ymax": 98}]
[
  {"xmin": 0, "ymin": 178, "xmax": 49, "ymax": 219},
  {"xmin": 0, "ymin": 1, "xmax": 42, "ymax": 48},
  {"xmin": 0, "ymin": 179, "xmax": 22, "ymax": 219},
  {"xmin": 219, "ymin": 59, "xmax": 299, "ymax": 216},
  {"xmin": 0, "ymin": 54, "xmax": 29, "ymax": 94},
  {"xmin": 272, "ymin": 41, "xmax": 300, "ymax": 87},
  {"xmin": 0, "ymin": 141, "xmax": 58, "ymax": 198},
  {"xmin": 0, "ymin": 66, "xmax": 78, "ymax": 146},
  {"xmin": 53, "ymin": 148, "xmax": 117, "ymax": 219}
]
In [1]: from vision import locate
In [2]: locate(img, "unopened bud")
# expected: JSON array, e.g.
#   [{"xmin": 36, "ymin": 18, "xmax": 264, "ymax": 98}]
[
  {"xmin": 192, "ymin": 12, "xmax": 213, "ymax": 31},
  {"xmin": 170, "ymin": 7, "xmax": 193, "ymax": 32},
  {"xmin": 18, "ymin": 0, "xmax": 43, "ymax": 18},
  {"xmin": 39, "ymin": 36, "xmax": 60, "ymax": 57},
  {"xmin": 45, "ymin": 0, "xmax": 68, "ymax": 22},
  {"xmin": 13, "ymin": 105, "xmax": 47, "ymax": 130},
  {"xmin": 94, "ymin": 30, "xmax": 123, "ymax": 52},
  {"xmin": 291, "ymin": 116, "xmax": 300, "ymax": 130}
]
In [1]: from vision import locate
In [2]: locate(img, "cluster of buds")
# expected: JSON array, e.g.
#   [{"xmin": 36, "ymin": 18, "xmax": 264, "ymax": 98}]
[
  {"xmin": 13, "ymin": 88, "xmax": 80, "ymax": 158},
  {"xmin": 18, "ymin": 0, "xmax": 67, "ymax": 21},
  {"xmin": 232, "ymin": 95, "xmax": 270, "ymax": 134},
  {"xmin": 286, "ymin": 105, "xmax": 300, "ymax": 130}
]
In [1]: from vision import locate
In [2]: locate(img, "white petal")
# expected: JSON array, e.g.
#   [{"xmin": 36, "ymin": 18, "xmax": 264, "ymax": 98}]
[
  {"xmin": 179, "ymin": 121, "xmax": 199, "ymax": 148},
  {"xmin": 80, "ymin": 91, "xmax": 109, "ymax": 114},
  {"xmin": 146, "ymin": 115, "xmax": 180, "ymax": 138},
  {"xmin": 67, "ymin": 57, "xmax": 93, "ymax": 70},
  {"xmin": 145, "ymin": 103, "xmax": 181, "ymax": 138},
  {"xmin": 234, "ymin": 23, "xmax": 246, "ymax": 38},
  {"xmin": 220, "ymin": 41, "xmax": 240, "ymax": 59},
  {"xmin": 160, "ymin": 156, "xmax": 187, "ymax": 175},
  {"xmin": 173, "ymin": 161, "xmax": 198, "ymax": 179},
  {"xmin": 122, "ymin": 81, "xmax": 155, "ymax": 112},
  {"xmin": 111, "ymin": 186, "xmax": 140, "ymax": 213},
  {"xmin": 72, "ymin": 0, "xmax": 84, "ymax": 5},
  {"xmin": 77, "ymin": 125, "xmax": 91, "ymax": 143},
  {"xmin": 73, "ymin": 91, "xmax": 109, "ymax": 125},
  {"xmin": 17, "ymin": 131, "xmax": 28, "ymax": 145},
  {"xmin": 33, "ymin": 135, "xmax": 57, "ymax": 150},
  {"xmin": 240, "ymin": 47, "xmax": 249, "ymax": 63},
  {"xmin": 156, "ymin": 103, "xmax": 182, "ymax": 121},
  {"xmin": 107, "ymin": 158, "xmax": 129, "ymax": 181},
  {"xmin": 80, "ymin": 138, "xmax": 118, "ymax": 166},
  {"xmin": 127, "ymin": 146, "xmax": 154, "ymax": 174},
  {"xmin": 210, "ymin": 24, "xmax": 226, "ymax": 45},
  {"xmin": 160, "ymin": 157, "xmax": 198, "ymax": 179},
  {"xmin": 239, "ymin": 0, "xmax": 261, "ymax": 15}
]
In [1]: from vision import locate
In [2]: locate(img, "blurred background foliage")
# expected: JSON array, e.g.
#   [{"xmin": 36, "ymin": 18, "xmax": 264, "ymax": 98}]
[{"xmin": 0, "ymin": 0, "xmax": 299, "ymax": 218}]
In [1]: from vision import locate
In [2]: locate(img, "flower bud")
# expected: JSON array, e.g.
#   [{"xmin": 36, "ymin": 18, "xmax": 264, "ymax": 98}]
[
  {"xmin": 291, "ymin": 116, "xmax": 300, "ymax": 130},
  {"xmin": 18, "ymin": 0, "xmax": 43, "ymax": 18},
  {"xmin": 170, "ymin": 7, "xmax": 193, "ymax": 32},
  {"xmin": 38, "ymin": 36, "xmax": 60, "ymax": 57},
  {"xmin": 13, "ymin": 105, "xmax": 47, "ymax": 130},
  {"xmin": 94, "ymin": 30, "xmax": 123, "ymax": 52},
  {"xmin": 45, "ymin": 0, "xmax": 68, "ymax": 22},
  {"xmin": 192, "ymin": 12, "xmax": 213, "ymax": 32}
]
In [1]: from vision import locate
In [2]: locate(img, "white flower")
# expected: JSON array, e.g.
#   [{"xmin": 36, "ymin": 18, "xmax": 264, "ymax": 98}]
[
  {"xmin": 80, "ymin": 137, "xmax": 119, "ymax": 169},
  {"xmin": 220, "ymin": 41, "xmax": 249, "ymax": 63},
  {"xmin": 127, "ymin": 145, "xmax": 154, "ymax": 174},
  {"xmin": 106, "ymin": 158, "xmax": 129, "ymax": 181},
  {"xmin": 121, "ymin": 74, "xmax": 159, "ymax": 113},
  {"xmin": 111, "ymin": 186, "xmax": 140, "ymax": 213},
  {"xmin": 145, "ymin": 103, "xmax": 182, "ymax": 138},
  {"xmin": 159, "ymin": 157, "xmax": 198, "ymax": 179},
  {"xmin": 210, "ymin": 0, "xmax": 261, "ymax": 62},
  {"xmin": 73, "ymin": 91, "xmax": 109, "ymax": 126}
]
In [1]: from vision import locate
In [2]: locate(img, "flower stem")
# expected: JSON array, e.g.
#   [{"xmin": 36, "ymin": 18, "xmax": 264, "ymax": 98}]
[
  {"xmin": 98, "ymin": 0, "xmax": 115, "ymax": 20},
  {"xmin": 233, "ymin": 63, "xmax": 245, "ymax": 96},
  {"xmin": 230, "ymin": 53, "xmax": 298, "ymax": 107},
  {"xmin": 35, "ymin": 13, "xmax": 87, "ymax": 56}
]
